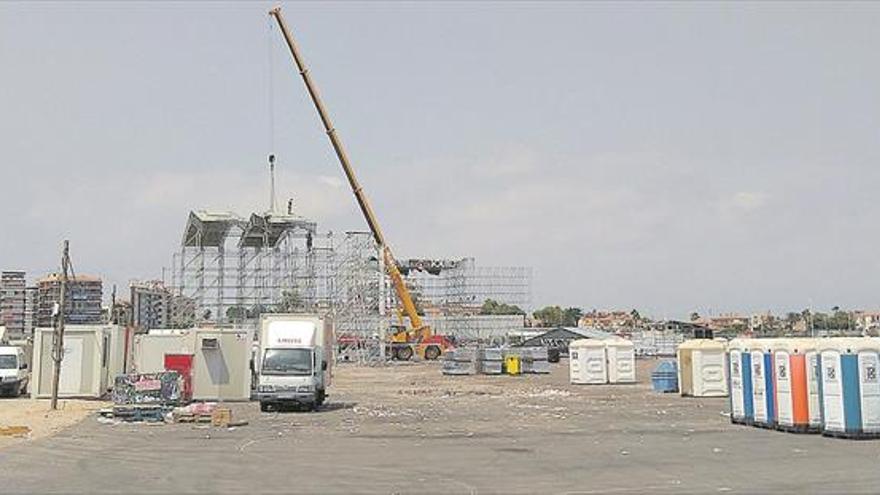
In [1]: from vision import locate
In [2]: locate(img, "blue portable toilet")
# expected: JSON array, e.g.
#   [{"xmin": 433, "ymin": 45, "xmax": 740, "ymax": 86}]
[
  {"xmin": 651, "ymin": 360, "xmax": 678, "ymax": 393},
  {"xmin": 750, "ymin": 339, "xmax": 778, "ymax": 428},
  {"xmin": 819, "ymin": 338, "xmax": 880, "ymax": 439},
  {"xmin": 728, "ymin": 338, "xmax": 753, "ymax": 425}
]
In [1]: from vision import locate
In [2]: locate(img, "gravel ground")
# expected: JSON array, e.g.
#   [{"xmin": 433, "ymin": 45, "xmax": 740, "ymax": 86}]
[
  {"xmin": 0, "ymin": 398, "xmax": 110, "ymax": 449},
  {"xmin": 4, "ymin": 359, "xmax": 880, "ymax": 493}
]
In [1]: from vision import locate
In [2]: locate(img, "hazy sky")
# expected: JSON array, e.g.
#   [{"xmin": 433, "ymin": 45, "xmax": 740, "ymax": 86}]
[{"xmin": 2, "ymin": 1, "xmax": 879, "ymax": 318}]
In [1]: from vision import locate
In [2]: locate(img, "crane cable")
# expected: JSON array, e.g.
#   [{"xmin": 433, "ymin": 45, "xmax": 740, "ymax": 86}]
[{"xmin": 266, "ymin": 14, "xmax": 276, "ymax": 162}]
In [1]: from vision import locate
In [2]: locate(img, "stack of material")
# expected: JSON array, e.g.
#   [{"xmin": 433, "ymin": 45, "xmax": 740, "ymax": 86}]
[
  {"xmin": 518, "ymin": 347, "xmax": 551, "ymax": 374},
  {"xmin": 110, "ymin": 372, "xmax": 183, "ymax": 423},
  {"xmin": 112, "ymin": 372, "xmax": 183, "ymax": 406},
  {"xmin": 442, "ymin": 348, "xmax": 477, "ymax": 375},
  {"xmin": 477, "ymin": 348, "xmax": 503, "ymax": 375}
]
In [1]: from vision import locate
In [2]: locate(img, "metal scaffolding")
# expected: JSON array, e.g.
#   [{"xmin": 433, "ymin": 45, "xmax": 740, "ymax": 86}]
[{"xmin": 169, "ymin": 210, "xmax": 532, "ymax": 355}]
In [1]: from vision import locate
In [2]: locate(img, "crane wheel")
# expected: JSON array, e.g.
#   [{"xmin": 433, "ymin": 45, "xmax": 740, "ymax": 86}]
[
  {"xmin": 424, "ymin": 345, "xmax": 441, "ymax": 361},
  {"xmin": 395, "ymin": 346, "xmax": 414, "ymax": 361}
]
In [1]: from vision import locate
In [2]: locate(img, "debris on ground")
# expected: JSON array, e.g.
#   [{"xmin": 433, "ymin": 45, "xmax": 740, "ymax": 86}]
[{"xmin": 0, "ymin": 426, "xmax": 31, "ymax": 437}]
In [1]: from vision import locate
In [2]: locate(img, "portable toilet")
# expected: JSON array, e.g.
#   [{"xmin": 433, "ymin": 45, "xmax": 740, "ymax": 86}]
[
  {"xmin": 773, "ymin": 339, "xmax": 820, "ymax": 433},
  {"xmin": 819, "ymin": 338, "xmax": 880, "ymax": 439},
  {"xmin": 569, "ymin": 339, "xmax": 607, "ymax": 384},
  {"xmin": 677, "ymin": 339, "xmax": 728, "ymax": 397},
  {"xmin": 606, "ymin": 338, "xmax": 636, "ymax": 384},
  {"xmin": 805, "ymin": 341, "xmax": 824, "ymax": 431},
  {"xmin": 751, "ymin": 339, "xmax": 777, "ymax": 428},
  {"xmin": 728, "ymin": 338, "xmax": 753, "ymax": 425}
]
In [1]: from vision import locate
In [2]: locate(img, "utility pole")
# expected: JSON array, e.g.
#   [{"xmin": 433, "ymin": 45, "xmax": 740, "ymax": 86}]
[{"xmin": 50, "ymin": 240, "xmax": 70, "ymax": 411}]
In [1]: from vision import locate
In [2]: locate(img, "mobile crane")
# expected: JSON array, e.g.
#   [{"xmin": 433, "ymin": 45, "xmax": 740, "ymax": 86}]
[{"xmin": 269, "ymin": 7, "xmax": 452, "ymax": 361}]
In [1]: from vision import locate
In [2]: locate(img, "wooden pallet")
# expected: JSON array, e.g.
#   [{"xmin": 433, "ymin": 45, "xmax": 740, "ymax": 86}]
[{"xmin": 112, "ymin": 405, "xmax": 167, "ymax": 423}]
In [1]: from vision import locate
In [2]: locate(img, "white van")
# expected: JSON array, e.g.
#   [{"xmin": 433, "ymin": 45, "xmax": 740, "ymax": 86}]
[
  {"xmin": 0, "ymin": 346, "xmax": 29, "ymax": 397},
  {"xmin": 255, "ymin": 314, "xmax": 332, "ymax": 411}
]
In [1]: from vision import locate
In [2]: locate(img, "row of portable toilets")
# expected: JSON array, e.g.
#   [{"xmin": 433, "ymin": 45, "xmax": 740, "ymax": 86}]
[{"xmin": 729, "ymin": 337, "xmax": 880, "ymax": 439}]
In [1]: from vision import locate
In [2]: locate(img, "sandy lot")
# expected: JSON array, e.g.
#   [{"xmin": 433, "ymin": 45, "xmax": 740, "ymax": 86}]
[
  {"xmin": 4, "ymin": 360, "xmax": 880, "ymax": 493},
  {"xmin": 0, "ymin": 398, "xmax": 110, "ymax": 449}
]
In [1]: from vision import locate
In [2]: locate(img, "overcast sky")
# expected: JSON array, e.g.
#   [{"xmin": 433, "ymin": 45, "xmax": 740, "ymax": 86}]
[{"xmin": 2, "ymin": 1, "xmax": 879, "ymax": 318}]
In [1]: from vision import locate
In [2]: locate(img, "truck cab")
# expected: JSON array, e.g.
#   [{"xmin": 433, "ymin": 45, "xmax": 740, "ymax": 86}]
[
  {"xmin": 255, "ymin": 314, "xmax": 332, "ymax": 412},
  {"xmin": 0, "ymin": 346, "xmax": 29, "ymax": 397}
]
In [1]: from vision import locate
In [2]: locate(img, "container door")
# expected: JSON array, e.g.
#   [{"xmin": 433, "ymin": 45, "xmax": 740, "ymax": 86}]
[
  {"xmin": 805, "ymin": 352, "xmax": 822, "ymax": 427},
  {"xmin": 585, "ymin": 347, "xmax": 607, "ymax": 384},
  {"xmin": 729, "ymin": 350, "xmax": 744, "ymax": 419},
  {"xmin": 751, "ymin": 351, "xmax": 767, "ymax": 423},
  {"xmin": 59, "ymin": 337, "xmax": 83, "ymax": 395},
  {"xmin": 774, "ymin": 351, "xmax": 793, "ymax": 426},
  {"xmin": 164, "ymin": 354, "xmax": 194, "ymax": 402},
  {"xmin": 742, "ymin": 352, "xmax": 754, "ymax": 420},
  {"xmin": 698, "ymin": 351, "xmax": 727, "ymax": 397},
  {"xmin": 859, "ymin": 352, "xmax": 880, "ymax": 433},
  {"xmin": 615, "ymin": 347, "xmax": 635, "ymax": 383},
  {"xmin": 569, "ymin": 349, "xmax": 582, "ymax": 383},
  {"xmin": 821, "ymin": 351, "xmax": 845, "ymax": 432},
  {"xmin": 679, "ymin": 350, "xmax": 693, "ymax": 395}
]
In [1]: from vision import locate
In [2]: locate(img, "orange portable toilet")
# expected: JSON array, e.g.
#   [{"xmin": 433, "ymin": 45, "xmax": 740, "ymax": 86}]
[{"xmin": 773, "ymin": 339, "xmax": 818, "ymax": 433}]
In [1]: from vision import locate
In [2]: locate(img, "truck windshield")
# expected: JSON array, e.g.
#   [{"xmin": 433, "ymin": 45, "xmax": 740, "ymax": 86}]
[
  {"xmin": 0, "ymin": 355, "xmax": 16, "ymax": 370},
  {"xmin": 262, "ymin": 348, "xmax": 312, "ymax": 376}
]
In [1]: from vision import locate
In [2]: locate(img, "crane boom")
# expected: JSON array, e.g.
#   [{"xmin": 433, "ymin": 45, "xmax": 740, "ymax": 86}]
[{"xmin": 269, "ymin": 7, "xmax": 426, "ymax": 335}]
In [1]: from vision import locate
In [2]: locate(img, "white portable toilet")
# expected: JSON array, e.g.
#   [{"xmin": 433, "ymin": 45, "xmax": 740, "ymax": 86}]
[
  {"xmin": 677, "ymin": 339, "xmax": 728, "ymax": 397},
  {"xmin": 804, "ymin": 340, "xmax": 823, "ymax": 431},
  {"xmin": 727, "ymin": 338, "xmax": 752, "ymax": 424},
  {"xmin": 819, "ymin": 337, "xmax": 880, "ymax": 438},
  {"xmin": 569, "ymin": 339, "xmax": 608, "ymax": 384},
  {"xmin": 750, "ymin": 339, "xmax": 778, "ymax": 428},
  {"xmin": 606, "ymin": 338, "xmax": 636, "ymax": 384},
  {"xmin": 773, "ymin": 339, "xmax": 821, "ymax": 433}
]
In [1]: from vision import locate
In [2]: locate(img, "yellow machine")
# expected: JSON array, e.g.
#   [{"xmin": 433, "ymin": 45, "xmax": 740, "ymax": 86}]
[{"xmin": 269, "ymin": 8, "xmax": 452, "ymax": 361}]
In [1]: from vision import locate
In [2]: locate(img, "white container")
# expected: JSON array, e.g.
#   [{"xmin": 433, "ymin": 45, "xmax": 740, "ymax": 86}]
[
  {"xmin": 606, "ymin": 338, "xmax": 636, "ymax": 384},
  {"xmin": 133, "ymin": 331, "xmax": 196, "ymax": 373},
  {"xmin": 677, "ymin": 339, "xmax": 728, "ymax": 397},
  {"xmin": 818, "ymin": 337, "xmax": 880, "ymax": 438},
  {"xmin": 31, "ymin": 325, "xmax": 122, "ymax": 399},
  {"xmin": 192, "ymin": 328, "xmax": 254, "ymax": 402},
  {"xmin": 569, "ymin": 339, "xmax": 608, "ymax": 384}
]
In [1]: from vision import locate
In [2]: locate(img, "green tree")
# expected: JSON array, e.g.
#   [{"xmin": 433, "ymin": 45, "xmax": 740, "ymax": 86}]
[
  {"xmin": 533, "ymin": 306, "xmax": 565, "ymax": 327},
  {"xmin": 226, "ymin": 305, "xmax": 248, "ymax": 321},
  {"xmin": 480, "ymin": 298, "xmax": 525, "ymax": 315},
  {"xmin": 563, "ymin": 307, "xmax": 583, "ymax": 327},
  {"xmin": 274, "ymin": 289, "xmax": 303, "ymax": 313}
]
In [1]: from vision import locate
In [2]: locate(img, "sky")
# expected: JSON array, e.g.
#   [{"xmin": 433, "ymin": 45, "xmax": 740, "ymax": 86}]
[{"xmin": 1, "ymin": 1, "xmax": 879, "ymax": 319}]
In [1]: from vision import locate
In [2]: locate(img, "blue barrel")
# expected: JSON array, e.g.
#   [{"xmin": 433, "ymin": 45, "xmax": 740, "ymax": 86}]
[{"xmin": 651, "ymin": 361, "xmax": 678, "ymax": 393}]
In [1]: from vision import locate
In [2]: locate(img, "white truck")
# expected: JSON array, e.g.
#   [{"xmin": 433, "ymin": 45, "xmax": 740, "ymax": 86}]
[
  {"xmin": 0, "ymin": 346, "xmax": 29, "ymax": 397},
  {"xmin": 255, "ymin": 314, "xmax": 332, "ymax": 412}
]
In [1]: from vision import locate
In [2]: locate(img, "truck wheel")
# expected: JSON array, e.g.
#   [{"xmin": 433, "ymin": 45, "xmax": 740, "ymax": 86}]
[
  {"xmin": 316, "ymin": 389, "xmax": 326, "ymax": 407},
  {"xmin": 424, "ymin": 345, "xmax": 441, "ymax": 360},
  {"xmin": 260, "ymin": 401, "xmax": 272, "ymax": 412},
  {"xmin": 395, "ymin": 346, "xmax": 414, "ymax": 361}
]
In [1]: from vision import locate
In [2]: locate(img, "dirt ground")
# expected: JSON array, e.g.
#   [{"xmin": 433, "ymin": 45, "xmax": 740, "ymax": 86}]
[
  {"xmin": 0, "ymin": 398, "xmax": 110, "ymax": 449},
  {"xmin": 4, "ymin": 360, "xmax": 880, "ymax": 493}
]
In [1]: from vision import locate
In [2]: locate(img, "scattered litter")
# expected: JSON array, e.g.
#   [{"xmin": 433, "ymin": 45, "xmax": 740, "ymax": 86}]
[
  {"xmin": 712, "ymin": 447, "xmax": 723, "ymax": 454},
  {"xmin": 0, "ymin": 426, "xmax": 31, "ymax": 437},
  {"xmin": 619, "ymin": 450, "xmax": 629, "ymax": 456}
]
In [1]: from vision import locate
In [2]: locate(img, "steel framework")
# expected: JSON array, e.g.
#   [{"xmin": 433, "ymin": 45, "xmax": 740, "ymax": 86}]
[{"xmin": 169, "ymin": 211, "xmax": 532, "ymax": 358}]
